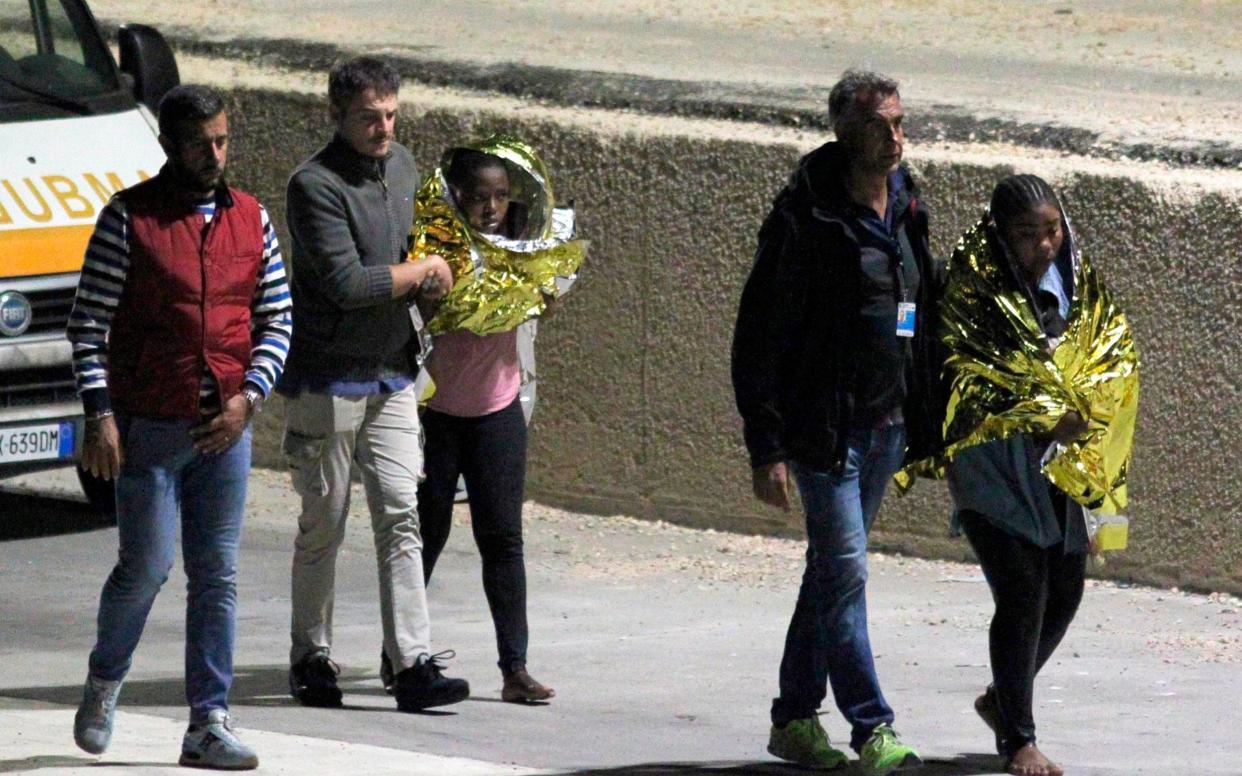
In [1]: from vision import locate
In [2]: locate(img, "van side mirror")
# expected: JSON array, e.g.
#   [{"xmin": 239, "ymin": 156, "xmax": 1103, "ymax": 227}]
[{"xmin": 117, "ymin": 24, "xmax": 180, "ymax": 112}]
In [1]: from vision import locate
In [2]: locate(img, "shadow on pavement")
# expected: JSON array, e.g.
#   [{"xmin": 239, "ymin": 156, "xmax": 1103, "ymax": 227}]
[
  {"xmin": 0, "ymin": 756, "xmax": 1003, "ymax": 776},
  {"xmin": 554, "ymin": 756, "xmax": 1001, "ymax": 775},
  {"xmin": 0, "ymin": 756, "xmax": 169, "ymax": 772},
  {"xmin": 1, "ymin": 672, "xmax": 997, "ymax": 774},
  {"xmin": 0, "ymin": 490, "xmax": 113, "ymax": 541},
  {"xmin": 556, "ymin": 757, "xmax": 1001, "ymax": 775},
  {"xmin": 2, "ymin": 665, "xmax": 295, "ymax": 709},
  {"xmin": 1, "ymin": 665, "xmax": 459, "ymax": 716}
]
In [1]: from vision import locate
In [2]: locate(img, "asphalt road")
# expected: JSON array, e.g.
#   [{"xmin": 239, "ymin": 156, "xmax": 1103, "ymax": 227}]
[{"xmin": 2, "ymin": 468, "xmax": 1241, "ymax": 774}]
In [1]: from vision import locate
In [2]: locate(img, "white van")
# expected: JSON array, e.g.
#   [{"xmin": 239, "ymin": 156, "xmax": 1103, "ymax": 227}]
[{"xmin": 1, "ymin": 0, "xmax": 177, "ymax": 512}]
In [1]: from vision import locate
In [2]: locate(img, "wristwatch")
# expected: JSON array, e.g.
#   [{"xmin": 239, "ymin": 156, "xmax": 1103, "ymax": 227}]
[{"xmin": 241, "ymin": 385, "xmax": 264, "ymax": 417}]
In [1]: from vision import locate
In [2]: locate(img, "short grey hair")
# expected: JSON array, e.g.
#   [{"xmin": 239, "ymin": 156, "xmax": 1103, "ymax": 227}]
[{"xmin": 827, "ymin": 69, "xmax": 900, "ymax": 133}]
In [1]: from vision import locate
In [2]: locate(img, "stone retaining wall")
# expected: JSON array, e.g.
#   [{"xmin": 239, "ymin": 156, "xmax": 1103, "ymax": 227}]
[{"xmin": 218, "ymin": 84, "xmax": 1241, "ymax": 593}]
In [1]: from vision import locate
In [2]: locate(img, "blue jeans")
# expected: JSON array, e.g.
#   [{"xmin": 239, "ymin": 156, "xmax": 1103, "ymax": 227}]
[
  {"xmin": 88, "ymin": 414, "xmax": 251, "ymax": 722},
  {"xmin": 772, "ymin": 424, "xmax": 906, "ymax": 753}
]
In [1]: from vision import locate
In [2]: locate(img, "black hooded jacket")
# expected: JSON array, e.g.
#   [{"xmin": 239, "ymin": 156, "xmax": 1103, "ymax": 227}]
[{"xmin": 731, "ymin": 142, "xmax": 945, "ymax": 474}]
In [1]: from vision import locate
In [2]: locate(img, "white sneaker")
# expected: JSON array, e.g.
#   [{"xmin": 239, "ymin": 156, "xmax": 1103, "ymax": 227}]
[
  {"xmin": 73, "ymin": 676, "xmax": 122, "ymax": 754},
  {"xmin": 178, "ymin": 709, "xmax": 259, "ymax": 770}
]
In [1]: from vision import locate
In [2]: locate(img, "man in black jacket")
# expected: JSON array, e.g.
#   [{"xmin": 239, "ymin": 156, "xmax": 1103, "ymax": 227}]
[{"xmin": 732, "ymin": 70, "xmax": 940, "ymax": 775}]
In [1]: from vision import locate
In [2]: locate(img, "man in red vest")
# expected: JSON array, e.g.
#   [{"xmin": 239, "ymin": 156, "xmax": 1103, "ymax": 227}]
[{"xmin": 67, "ymin": 84, "xmax": 292, "ymax": 770}]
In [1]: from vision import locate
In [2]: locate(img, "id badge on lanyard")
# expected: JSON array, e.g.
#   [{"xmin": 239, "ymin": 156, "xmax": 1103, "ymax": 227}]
[
  {"xmin": 893, "ymin": 227, "xmax": 918, "ymax": 338},
  {"xmin": 896, "ymin": 302, "xmax": 916, "ymax": 338},
  {"xmin": 894, "ymin": 251, "xmax": 916, "ymax": 338}
]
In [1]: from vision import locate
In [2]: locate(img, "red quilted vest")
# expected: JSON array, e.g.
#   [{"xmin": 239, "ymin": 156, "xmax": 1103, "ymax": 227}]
[{"xmin": 108, "ymin": 172, "xmax": 263, "ymax": 419}]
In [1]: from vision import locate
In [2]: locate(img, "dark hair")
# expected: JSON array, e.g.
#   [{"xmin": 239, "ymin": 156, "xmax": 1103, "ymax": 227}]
[
  {"xmin": 444, "ymin": 149, "xmax": 507, "ymax": 189},
  {"xmin": 827, "ymin": 69, "xmax": 899, "ymax": 132},
  {"xmin": 328, "ymin": 56, "xmax": 400, "ymax": 112},
  {"xmin": 157, "ymin": 84, "xmax": 225, "ymax": 145},
  {"xmin": 444, "ymin": 149, "xmax": 530, "ymax": 237},
  {"xmin": 990, "ymin": 174, "xmax": 1061, "ymax": 234}
]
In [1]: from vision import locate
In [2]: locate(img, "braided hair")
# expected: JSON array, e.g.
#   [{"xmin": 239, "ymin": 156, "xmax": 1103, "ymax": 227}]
[
  {"xmin": 990, "ymin": 174, "xmax": 1070, "ymax": 335},
  {"xmin": 990, "ymin": 174, "xmax": 1060, "ymax": 236}
]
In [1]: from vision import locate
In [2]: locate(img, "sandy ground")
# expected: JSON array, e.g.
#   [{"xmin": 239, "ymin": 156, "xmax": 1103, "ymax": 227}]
[
  {"xmin": 89, "ymin": 0, "xmax": 1242, "ymax": 152},
  {"xmin": 139, "ymin": 50, "xmax": 1242, "ymax": 198},
  {"xmin": 9, "ymin": 466, "xmax": 1242, "ymax": 668}
]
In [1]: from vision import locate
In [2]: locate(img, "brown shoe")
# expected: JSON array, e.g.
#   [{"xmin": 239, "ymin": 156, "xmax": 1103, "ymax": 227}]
[{"xmin": 501, "ymin": 669, "xmax": 554, "ymax": 703}]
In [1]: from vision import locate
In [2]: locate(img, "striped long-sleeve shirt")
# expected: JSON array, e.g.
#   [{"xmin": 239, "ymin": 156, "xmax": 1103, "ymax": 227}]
[{"xmin": 68, "ymin": 194, "xmax": 293, "ymax": 416}]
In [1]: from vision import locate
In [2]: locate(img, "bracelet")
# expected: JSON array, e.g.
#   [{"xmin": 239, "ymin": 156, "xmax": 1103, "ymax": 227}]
[
  {"xmin": 85, "ymin": 409, "xmax": 114, "ymax": 422},
  {"xmin": 241, "ymin": 386, "xmax": 264, "ymax": 416}
]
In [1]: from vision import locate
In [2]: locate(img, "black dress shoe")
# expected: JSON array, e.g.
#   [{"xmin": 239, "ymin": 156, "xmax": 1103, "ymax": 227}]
[
  {"xmin": 394, "ymin": 651, "xmax": 469, "ymax": 711},
  {"xmin": 289, "ymin": 652, "xmax": 343, "ymax": 708}
]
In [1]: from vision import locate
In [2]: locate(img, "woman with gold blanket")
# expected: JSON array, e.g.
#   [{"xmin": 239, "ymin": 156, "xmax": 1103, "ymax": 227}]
[
  {"xmin": 941, "ymin": 175, "xmax": 1138, "ymax": 776},
  {"xmin": 393, "ymin": 137, "xmax": 584, "ymax": 704}
]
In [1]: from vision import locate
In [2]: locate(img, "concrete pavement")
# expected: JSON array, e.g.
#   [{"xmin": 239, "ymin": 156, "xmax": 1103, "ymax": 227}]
[
  {"xmin": 1, "ymin": 468, "xmax": 1239, "ymax": 775},
  {"xmin": 0, "ymin": 697, "xmax": 538, "ymax": 775}
]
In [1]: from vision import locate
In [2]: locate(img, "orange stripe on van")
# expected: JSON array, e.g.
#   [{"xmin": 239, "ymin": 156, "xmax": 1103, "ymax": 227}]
[{"xmin": 0, "ymin": 225, "xmax": 93, "ymax": 277}]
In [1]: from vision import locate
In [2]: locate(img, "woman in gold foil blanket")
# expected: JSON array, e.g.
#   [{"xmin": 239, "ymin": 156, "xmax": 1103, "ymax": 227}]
[
  {"xmin": 401, "ymin": 138, "xmax": 584, "ymax": 704},
  {"xmin": 940, "ymin": 175, "xmax": 1138, "ymax": 776}
]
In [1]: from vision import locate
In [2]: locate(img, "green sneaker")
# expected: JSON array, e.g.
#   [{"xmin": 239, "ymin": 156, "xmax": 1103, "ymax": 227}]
[
  {"xmin": 767, "ymin": 717, "xmax": 848, "ymax": 770},
  {"xmin": 859, "ymin": 724, "xmax": 923, "ymax": 775}
]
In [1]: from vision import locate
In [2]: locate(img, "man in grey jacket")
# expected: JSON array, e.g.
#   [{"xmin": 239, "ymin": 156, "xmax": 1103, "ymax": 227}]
[{"xmin": 279, "ymin": 56, "xmax": 466, "ymax": 712}]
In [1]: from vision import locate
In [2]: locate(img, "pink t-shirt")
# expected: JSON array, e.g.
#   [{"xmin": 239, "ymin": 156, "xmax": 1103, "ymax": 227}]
[{"xmin": 426, "ymin": 329, "xmax": 521, "ymax": 417}]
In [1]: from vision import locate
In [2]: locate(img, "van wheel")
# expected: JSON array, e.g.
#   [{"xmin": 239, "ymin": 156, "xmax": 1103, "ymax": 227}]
[{"xmin": 76, "ymin": 465, "xmax": 117, "ymax": 520}]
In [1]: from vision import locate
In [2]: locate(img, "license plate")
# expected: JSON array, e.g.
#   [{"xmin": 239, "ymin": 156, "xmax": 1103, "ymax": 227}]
[{"xmin": 0, "ymin": 421, "xmax": 75, "ymax": 464}]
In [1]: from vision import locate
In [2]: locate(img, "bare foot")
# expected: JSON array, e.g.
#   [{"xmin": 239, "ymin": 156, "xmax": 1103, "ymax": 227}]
[
  {"xmin": 974, "ymin": 689, "xmax": 1006, "ymax": 755},
  {"xmin": 974, "ymin": 691, "xmax": 1000, "ymax": 735},
  {"xmin": 1006, "ymin": 743, "xmax": 1064, "ymax": 776}
]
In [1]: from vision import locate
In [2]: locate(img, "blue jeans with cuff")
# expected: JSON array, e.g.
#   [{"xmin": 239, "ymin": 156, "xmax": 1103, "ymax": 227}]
[
  {"xmin": 87, "ymin": 414, "xmax": 250, "ymax": 722},
  {"xmin": 771, "ymin": 423, "xmax": 905, "ymax": 752}
]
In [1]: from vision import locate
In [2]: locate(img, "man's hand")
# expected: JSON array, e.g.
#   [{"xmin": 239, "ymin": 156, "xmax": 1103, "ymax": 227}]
[
  {"xmin": 1051, "ymin": 411, "xmax": 1089, "ymax": 445},
  {"xmin": 190, "ymin": 394, "xmax": 250, "ymax": 454},
  {"xmin": 82, "ymin": 415, "xmax": 123, "ymax": 481},
  {"xmin": 752, "ymin": 461, "xmax": 792, "ymax": 512},
  {"xmin": 411, "ymin": 255, "xmax": 454, "ymax": 321},
  {"xmin": 392, "ymin": 254, "xmax": 454, "ymax": 299},
  {"xmin": 417, "ymin": 256, "xmax": 453, "ymax": 301}
]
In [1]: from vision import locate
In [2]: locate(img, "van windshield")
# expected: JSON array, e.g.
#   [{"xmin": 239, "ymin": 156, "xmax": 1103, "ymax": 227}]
[{"xmin": 0, "ymin": 0, "xmax": 120, "ymax": 113}]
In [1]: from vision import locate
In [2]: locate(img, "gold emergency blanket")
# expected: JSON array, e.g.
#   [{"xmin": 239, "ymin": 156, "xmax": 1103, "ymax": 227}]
[
  {"xmin": 409, "ymin": 135, "xmax": 587, "ymax": 335},
  {"xmin": 897, "ymin": 215, "xmax": 1139, "ymax": 516}
]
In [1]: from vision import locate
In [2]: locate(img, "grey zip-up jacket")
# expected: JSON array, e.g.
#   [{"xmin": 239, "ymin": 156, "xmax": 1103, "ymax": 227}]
[{"xmin": 280, "ymin": 135, "xmax": 418, "ymax": 386}]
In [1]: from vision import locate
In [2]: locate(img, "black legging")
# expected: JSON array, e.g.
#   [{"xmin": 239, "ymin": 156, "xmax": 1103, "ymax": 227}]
[
  {"xmin": 959, "ymin": 509, "xmax": 1086, "ymax": 758},
  {"xmin": 418, "ymin": 397, "xmax": 528, "ymax": 676}
]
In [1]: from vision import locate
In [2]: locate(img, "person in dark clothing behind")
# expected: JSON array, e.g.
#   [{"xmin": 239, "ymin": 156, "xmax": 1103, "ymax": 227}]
[
  {"xmin": 947, "ymin": 175, "xmax": 1092, "ymax": 776},
  {"xmin": 731, "ymin": 69, "xmax": 942, "ymax": 775}
]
